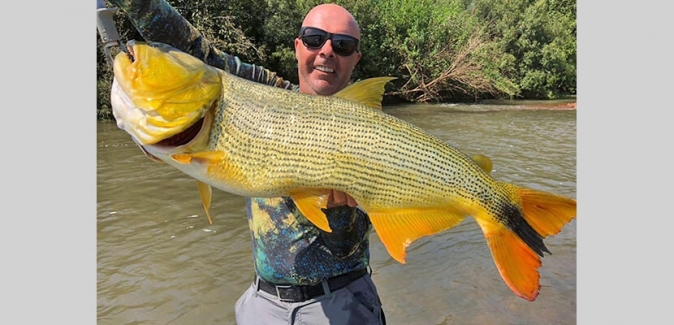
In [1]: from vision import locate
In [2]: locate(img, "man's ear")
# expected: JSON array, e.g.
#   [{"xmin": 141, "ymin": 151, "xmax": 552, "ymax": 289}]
[{"xmin": 294, "ymin": 38, "xmax": 301, "ymax": 60}]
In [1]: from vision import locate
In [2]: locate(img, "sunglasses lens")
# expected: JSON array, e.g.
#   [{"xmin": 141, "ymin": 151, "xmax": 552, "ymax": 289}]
[
  {"xmin": 302, "ymin": 34, "xmax": 327, "ymax": 48},
  {"xmin": 332, "ymin": 38, "xmax": 357, "ymax": 56}
]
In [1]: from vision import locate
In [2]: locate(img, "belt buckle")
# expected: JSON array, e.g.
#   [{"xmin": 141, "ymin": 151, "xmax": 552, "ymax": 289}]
[{"xmin": 274, "ymin": 284, "xmax": 295, "ymax": 302}]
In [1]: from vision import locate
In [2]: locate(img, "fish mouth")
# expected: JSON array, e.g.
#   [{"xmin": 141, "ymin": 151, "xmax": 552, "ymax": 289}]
[
  {"xmin": 155, "ymin": 115, "xmax": 205, "ymax": 148},
  {"xmin": 120, "ymin": 41, "xmax": 135, "ymax": 62},
  {"xmin": 135, "ymin": 114, "xmax": 206, "ymax": 161}
]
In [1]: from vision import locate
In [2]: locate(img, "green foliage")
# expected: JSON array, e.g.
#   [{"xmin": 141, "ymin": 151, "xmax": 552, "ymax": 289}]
[
  {"xmin": 471, "ymin": 0, "xmax": 576, "ymax": 99},
  {"xmin": 170, "ymin": 0, "xmax": 269, "ymax": 64},
  {"xmin": 257, "ymin": 0, "xmax": 315, "ymax": 83},
  {"xmin": 96, "ymin": 0, "xmax": 577, "ymax": 119},
  {"xmin": 379, "ymin": 0, "xmax": 517, "ymax": 101}
]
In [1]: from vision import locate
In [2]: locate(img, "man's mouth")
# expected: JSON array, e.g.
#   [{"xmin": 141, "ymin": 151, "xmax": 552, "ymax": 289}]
[{"xmin": 315, "ymin": 65, "xmax": 335, "ymax": 73}]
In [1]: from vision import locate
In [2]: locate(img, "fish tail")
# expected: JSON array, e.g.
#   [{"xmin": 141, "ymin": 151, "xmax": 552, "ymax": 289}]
[{"xmin": 474, "ymin": 183, "xmax": 576, "ymax": 301}]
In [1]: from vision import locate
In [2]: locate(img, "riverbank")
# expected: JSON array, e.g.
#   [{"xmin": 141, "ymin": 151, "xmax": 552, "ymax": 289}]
[{"xmin": 478, "ymin": 98, "xmax": 577, "ymax": 110}]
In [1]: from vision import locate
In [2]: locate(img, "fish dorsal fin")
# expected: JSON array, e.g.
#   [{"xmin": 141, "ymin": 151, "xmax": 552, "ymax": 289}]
[
  {"xmin": 290, "ymin": 190, "xmax": 333, "ymax": 232},
  {"xmin": 196, "ymin": 180, "xmax": 214, "ymax": 224},
  {"xmin": 471, "ymin": 154, "xmax": 493, "ymax": 174},
  {"xmin": 368, "ymin": 208, "xmax": 467, "ymax": 264},
  {"xmin": 333, "ymin": 77, "xmax": 396, "ymax": 110}
]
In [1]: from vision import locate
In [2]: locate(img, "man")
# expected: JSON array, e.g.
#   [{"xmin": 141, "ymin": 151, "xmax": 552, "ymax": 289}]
[{"xmin": 107, "ymin": 1, "xmax": 385, "ymax": 324}]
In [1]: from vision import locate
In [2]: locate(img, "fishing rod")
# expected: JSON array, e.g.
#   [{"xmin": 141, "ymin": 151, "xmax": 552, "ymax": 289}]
[{"xmin": 96, "ymin": 0, "xmax": 126, "ymax": 66}]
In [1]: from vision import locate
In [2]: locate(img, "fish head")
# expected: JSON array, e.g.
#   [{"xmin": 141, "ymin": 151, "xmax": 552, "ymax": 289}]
[{"xmin": 110, "ymin": 40, "xmax": 222, "ymax": 146}]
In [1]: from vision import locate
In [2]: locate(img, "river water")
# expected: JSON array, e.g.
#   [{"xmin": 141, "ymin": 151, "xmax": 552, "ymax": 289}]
[{"xmin": 97, "ymin": 102, "xmax": 576, "ymax": 325}]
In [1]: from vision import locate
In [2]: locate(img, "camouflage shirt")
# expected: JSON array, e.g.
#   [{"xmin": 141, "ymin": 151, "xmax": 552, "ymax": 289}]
[{"xmin": 111, "ymin": 0, "xmax": 372, "ymax": 285}]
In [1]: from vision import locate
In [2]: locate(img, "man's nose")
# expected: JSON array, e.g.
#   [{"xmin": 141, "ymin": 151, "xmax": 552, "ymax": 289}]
[{"xmin": 318, "ymin": 39, "xmax": 335, "ymax": 57}]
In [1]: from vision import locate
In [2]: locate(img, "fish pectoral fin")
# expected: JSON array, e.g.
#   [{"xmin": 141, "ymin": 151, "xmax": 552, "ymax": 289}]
[
  {"xmin": 171, "ymin": 151, "xmax": 225, "ymax": 164},
  {"xmin": 474, "ymin": 217, "xmax": 542, "ymax": 301},
  {"xmin": 196, "ymin": 180, "xmax": 213, "ymax": 224},
  {"xmin": 471, "ymin": 154, "xmax": 493, "ymax": 174},
  {"xmin": 368, "ymin": 208, "xmax": 466, "ymax": 264},
  {"xmin": 290, "ymin": 190, "xmax": 332, "ymax": 233},
  {"xmin": 334, "ymin": 77, "xmax": 396, "ymax": 110}
]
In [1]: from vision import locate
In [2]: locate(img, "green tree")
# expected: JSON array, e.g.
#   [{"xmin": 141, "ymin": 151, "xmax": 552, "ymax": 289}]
[{"xmin": 471, "ymin": 0, "xmax": 576, "ymax": 99}]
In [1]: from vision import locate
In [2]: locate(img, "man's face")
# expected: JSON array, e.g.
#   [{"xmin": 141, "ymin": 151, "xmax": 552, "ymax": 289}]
[{"xmin": 295, "ymin": 10, "xmax": 362, "ymax": 96}]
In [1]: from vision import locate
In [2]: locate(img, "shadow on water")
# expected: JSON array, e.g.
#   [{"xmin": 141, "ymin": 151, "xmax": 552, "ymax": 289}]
[{"xmin": 97, "ymin": 101, "xmax": 576, "ymax": 325}]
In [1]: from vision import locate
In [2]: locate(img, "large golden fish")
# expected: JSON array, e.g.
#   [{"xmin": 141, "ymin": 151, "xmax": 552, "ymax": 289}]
[{"xmin": 110, "ymin": 40, "xmax": 576, "ymax": 301}]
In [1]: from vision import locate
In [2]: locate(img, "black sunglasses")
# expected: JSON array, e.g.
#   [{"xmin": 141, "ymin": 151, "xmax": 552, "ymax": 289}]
[{"xmin": 299, "ymin": 27, "xmax": 360, "ymax": 57}]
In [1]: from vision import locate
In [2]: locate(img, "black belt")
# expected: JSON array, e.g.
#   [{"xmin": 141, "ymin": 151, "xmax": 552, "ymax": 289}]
[{"xmin": 256, "ymin": 268, "xmax": 368, "ymax": 302}]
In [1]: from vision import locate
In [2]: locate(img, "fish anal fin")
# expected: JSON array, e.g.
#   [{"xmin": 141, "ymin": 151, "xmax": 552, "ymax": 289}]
[
  {"xmin": 475, "ymin": 217, "xmax": 542, "ymax": 301},
  {"xmin": 334, "ymin": 77, "xmax": 396, "ymax": 110},
  {"xmin": 369, "ymin": 208, "xmax": 466, "ymax": 264},
  {"xmin": 519, "ymin": 188, "xmax": 577, "ymax": 237},
  {"xmin": 196, "ymin": 180, "xmax": 213, "ymax": 224},
  {"xmin": 290, "ymin": 190, "xmax": 332, "ymax": 233},
  {"xmin": 171, "ymin": 151, "xmax": 225, "ymax": 165}
]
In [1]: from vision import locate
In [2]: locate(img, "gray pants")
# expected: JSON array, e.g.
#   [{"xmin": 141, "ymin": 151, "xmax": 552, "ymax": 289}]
[{"xmin": 235, "ymin": 274, "xmax": 385, "ymax": 325}]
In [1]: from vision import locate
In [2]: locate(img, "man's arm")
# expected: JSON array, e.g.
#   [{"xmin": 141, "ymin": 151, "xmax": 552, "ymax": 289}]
[{"xmin": 108, "ymin": 0, "xmax": 297, "ymax": 90}]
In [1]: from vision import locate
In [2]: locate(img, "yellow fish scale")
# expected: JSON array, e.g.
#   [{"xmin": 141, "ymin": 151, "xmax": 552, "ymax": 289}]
[{"xmin": 204, "ymin": 73, "xmax": 505, "ymax": 215}]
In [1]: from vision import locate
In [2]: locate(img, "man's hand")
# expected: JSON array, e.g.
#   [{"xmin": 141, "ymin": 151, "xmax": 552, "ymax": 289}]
[{"xmin": 326, "ymin": 190, "xmax": 358, "ymax": 208}]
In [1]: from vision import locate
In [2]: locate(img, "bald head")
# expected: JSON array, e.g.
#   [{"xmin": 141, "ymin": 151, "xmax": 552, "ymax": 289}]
[
  {"xmin": 295, "ymin": 3, "xmax": 362, "ymax": 96},
  {"xmin": 302, "ymin": 4, "xmax": 360, "ymax": 39}
]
